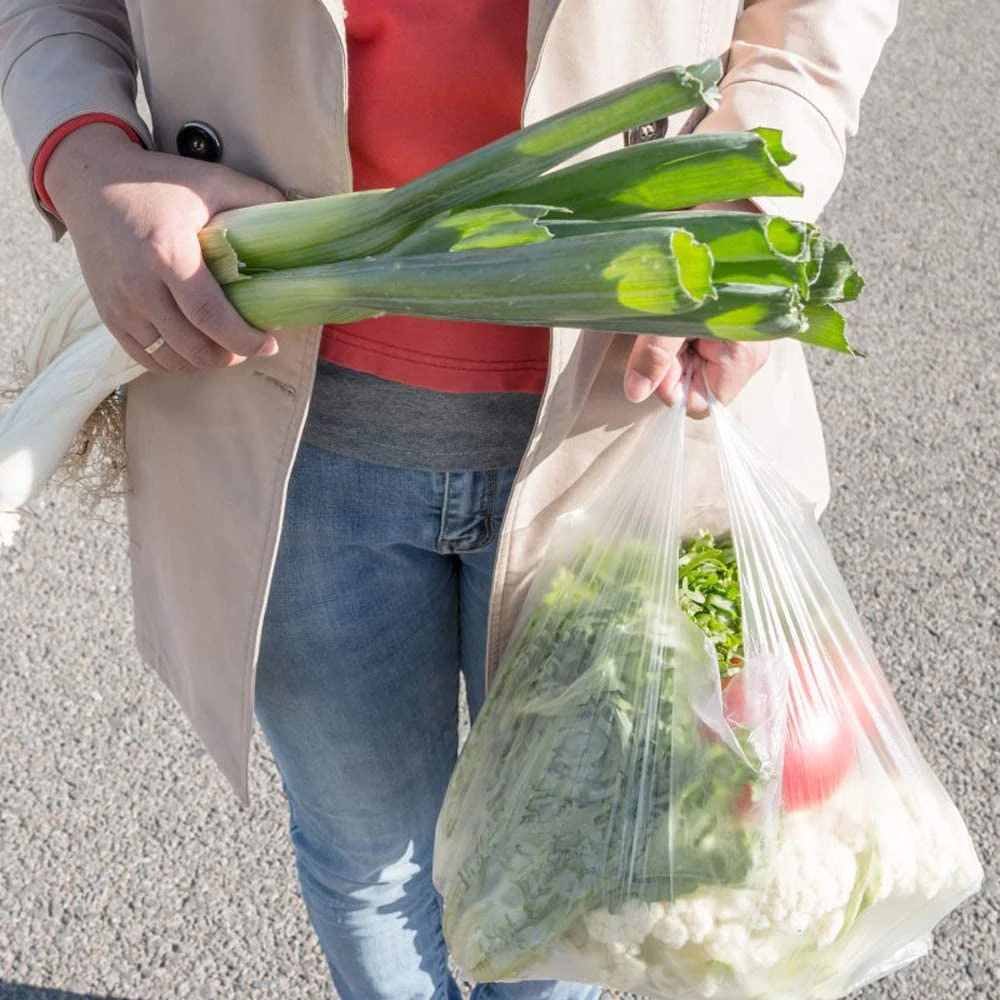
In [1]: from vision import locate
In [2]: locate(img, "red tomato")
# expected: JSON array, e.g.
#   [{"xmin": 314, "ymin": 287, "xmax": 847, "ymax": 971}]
[
  {"xmin": 722, "ymin": 656, "xmax": 857, "ymax": 813},
  {"xmin": 780, "ymin": 688, "xmax": 857, "ymax": 811},
  {"xmin": 720, "ymin": 674, "xmax": 746, "ymax": 725}
]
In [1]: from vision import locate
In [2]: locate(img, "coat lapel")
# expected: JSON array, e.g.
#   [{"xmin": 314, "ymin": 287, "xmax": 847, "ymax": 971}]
[
  {"xmin": 315, "ymin": 0, "xmax": 346, "ymax": 38},
  {"xmin": 525, "ymin": 0, "xmax": 565, "ymax": 92}
]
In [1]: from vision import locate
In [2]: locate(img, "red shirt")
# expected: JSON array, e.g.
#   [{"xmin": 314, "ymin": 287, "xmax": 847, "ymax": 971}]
[{"xmin": 322, "ymin": 0, "xmax": 549, "ymax": 393}]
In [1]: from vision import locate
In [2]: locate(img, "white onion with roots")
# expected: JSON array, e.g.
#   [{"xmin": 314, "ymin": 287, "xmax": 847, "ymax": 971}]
[{"xmin": 0, "ymin": 272, "xmax": 143, "ymax": 546}]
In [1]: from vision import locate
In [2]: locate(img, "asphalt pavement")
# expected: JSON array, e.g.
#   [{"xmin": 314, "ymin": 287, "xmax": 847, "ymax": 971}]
[{"xmin": 1, "ymin": 1, "xmax": 997, "ymax": 997}]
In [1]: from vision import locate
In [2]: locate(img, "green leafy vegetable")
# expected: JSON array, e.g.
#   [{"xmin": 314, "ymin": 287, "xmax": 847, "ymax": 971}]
[
  {"xmin": 677, "ymin": 531, "xmax": 744, "ymax": 679},
  {"xmin": 437, "ymin": 539, "xmax": 762, "ymax": 981}
]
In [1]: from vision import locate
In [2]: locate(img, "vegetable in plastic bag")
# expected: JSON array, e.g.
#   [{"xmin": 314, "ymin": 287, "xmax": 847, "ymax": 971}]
[{"xmin": 433, "ymin": 390, "xmax": 983, "ymax": 999}]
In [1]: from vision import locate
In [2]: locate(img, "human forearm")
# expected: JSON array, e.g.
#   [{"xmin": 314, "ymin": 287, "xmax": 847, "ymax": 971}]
[
  {"xmin": 695, "ymin": 0, "xmax": 899, "ymax": 221},
  {"xmin": 0, "ymin": 0, "xmax": 151, "ymax": 231},
  {"xmin": 42, "ymin": 121, "xmax": 140, "ymax": 219}
]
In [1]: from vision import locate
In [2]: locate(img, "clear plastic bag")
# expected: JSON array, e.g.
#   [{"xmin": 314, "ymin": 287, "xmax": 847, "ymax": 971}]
[{"xmin": 433, "ymin": 389, "xmax": 983, "ymax": 999}]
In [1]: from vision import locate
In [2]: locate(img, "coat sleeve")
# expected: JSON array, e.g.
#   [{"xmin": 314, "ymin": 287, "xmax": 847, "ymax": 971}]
[
  {"xmin": 0, "ymin": 0, "xmax": 154, "ymax": 233},
  {"xmin": 695, "ymin": 0, "xmax": 899, "ymax": 222}
]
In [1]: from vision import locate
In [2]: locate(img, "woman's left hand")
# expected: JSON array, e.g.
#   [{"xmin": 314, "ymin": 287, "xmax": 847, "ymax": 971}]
[
  {"xmin": 622, "ymin": 200, "xmax": 771, "ymax": 419},
  {"xmin": 624, "ymin": 336, "xmax": 772, "ymax": 419}
]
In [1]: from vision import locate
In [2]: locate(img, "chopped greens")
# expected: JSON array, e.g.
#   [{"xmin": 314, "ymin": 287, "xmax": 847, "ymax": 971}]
[{"xmin": 677, "ymin": 531, "xmax": 744, "ymax": 679}]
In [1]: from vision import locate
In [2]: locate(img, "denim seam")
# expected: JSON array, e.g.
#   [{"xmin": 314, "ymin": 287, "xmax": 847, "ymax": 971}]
[
  {"xmin": 437, "ymin": 471, "xmax": 452, "ymax": 554},
  {"xmin": 482, "ymin": 468, "xmax": 498, "ymax": 547}
]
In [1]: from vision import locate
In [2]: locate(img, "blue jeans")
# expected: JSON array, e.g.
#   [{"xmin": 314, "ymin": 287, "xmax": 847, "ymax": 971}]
[{"xmin": 255, "ymin": 443, "xmax": 599, "ymax": 1000}]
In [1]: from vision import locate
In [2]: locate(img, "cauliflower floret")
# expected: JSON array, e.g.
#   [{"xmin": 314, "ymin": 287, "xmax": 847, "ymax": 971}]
[
  {"xmin": 607, "ymin": 940, "xmax": 635, "ymax": 959},
  {"xmin": 650, "ymin": 908, "xmax": 690, "ymax": 949},
  {"xmin": 607, "ymin": 951, "xmax": 648, "ymax": 992},
  {"xmin": 582, "ymin": 907, "xmax": 615, "ymax": 945},
  {"xmin": 744, "ymin": 936, "xmax": 784, "ymax": 969},
  {"xmin": 620, "ymin": 898, "xmax": 658, "ymax": 943},
  {"xmin": 870, "ymin": 799, "xmax": 918, "ymax": 899},
  {"xmin": 697, "ymin": 968, "xmax": 726, "ymax": 998},
  {"xmin": 713, "ymin": 888, "xmax": 759, "ymax": 923},
  {"xmin": 757, "ymin": 811, "xmax": 857, "ymax": 942},
  {"xmin": 903, "ymin": 789, "xmax": 981, "ymax": 900},
  {"xmin": 602, "ymin": 921, "xmax": 635, "ymax": 951},
  {"xmin": 815, "ymin": 908, "xmax": 846, "ymax": 948},
  {"xmin": 705, "ymin": 921, "xmax": 750, "ymax": 963},
  {"xmin": 832, "ymin": 792, "xmax": 872, "ymax": 854},
  {"xmin": 673, "ymin": 895, "xmax": 716, "ymax": 945}
]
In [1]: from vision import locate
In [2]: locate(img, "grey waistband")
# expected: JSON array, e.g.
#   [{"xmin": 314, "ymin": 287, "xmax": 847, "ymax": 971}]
[{"xmin": 302, "ymin": 361, "xmax": 543, "ymax": 472}]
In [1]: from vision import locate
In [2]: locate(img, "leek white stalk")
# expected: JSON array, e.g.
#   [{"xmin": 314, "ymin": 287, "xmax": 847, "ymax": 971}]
[{"xmin": 0, "ymin": 273, "xmax": 140, "ymax": 545}]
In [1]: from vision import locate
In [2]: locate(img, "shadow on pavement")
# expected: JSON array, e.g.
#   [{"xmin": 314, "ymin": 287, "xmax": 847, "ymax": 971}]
[{"xmin": 0, "ymin": 985, "xmax": 135, "ymax": 1000}]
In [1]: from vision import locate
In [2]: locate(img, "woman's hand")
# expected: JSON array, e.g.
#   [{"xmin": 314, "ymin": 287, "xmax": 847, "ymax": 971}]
[
  {"xmin": 44, "ymin": 123, "xmax": 285, "ymax": 374},
  {"xmin": 622, "ymin": 200, "xmax": 771, "ymax": 418},
  {"xmin": 625, "ymin": 336, "xmax": 771, "ymax": 418}
]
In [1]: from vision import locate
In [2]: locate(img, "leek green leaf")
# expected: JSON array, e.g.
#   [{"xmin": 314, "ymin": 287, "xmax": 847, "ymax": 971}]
[
  {"xmin": 482, "ymin": 129, "xmax": 803, "ymax": 219},
  {"xmin": 545, "ymin": 211, "xmax": 810, "ymax": 263},
  {"xmin": 794, "ymin": 305, "xmax": 860, "ymax": 355},
  {"xmin": 809, "ymin": 241, "xmax": 865, "ymax": 303},
  {"xmin": 386, "ymin": 205, "xmax": 559, "ymax": 256}
]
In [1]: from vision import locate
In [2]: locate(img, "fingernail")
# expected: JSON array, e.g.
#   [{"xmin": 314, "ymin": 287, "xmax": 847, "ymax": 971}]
[
  {"xmin": 257, "ymin": 338, "xmax": 280, "ymax": 357},
  {"xmin": 624, "ymin": 371, "xmax": 653, "ymax": 403}
]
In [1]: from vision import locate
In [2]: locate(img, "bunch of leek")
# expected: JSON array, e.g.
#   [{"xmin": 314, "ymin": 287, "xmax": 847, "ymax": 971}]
[{"xmin": 0, "ymin": 57, "xmax": 862, "ymax": 543}]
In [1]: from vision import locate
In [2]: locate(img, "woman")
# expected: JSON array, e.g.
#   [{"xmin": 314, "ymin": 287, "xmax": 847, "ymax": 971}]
[{"xmin": 0, "ymin": 1, "xmax": 896, "ymax": 996}]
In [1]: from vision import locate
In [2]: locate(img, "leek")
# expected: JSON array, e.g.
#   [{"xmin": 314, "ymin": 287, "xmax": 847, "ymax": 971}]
[
  {"xmin": 201, "ymin": 60, "xmax": 723, "ymax": 279},
  {"xmin": 0, "ymin": 273, "xmax": 141, "ymax": 542},
  {"xmin": 224, "ymin": 229, "xmax": 716, "ymax": 331},
  {"xmin": 0, "ymin": 61, "xmax": 866, "ymax": 539},
  {"xmin": 221, "ymin": 204, "xmax": 859, "ymax": 353}
]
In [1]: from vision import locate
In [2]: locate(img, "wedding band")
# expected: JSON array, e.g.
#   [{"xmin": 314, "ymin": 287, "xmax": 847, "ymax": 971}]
[{"xmin": 144, "ymin": 335, "xmax": 167, "ymax": 355}]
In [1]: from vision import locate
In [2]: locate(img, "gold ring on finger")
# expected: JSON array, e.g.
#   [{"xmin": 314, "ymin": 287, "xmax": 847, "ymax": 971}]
[{"xmin": 144, "ymin": 335, "xmax": 167, "ymax": 355}]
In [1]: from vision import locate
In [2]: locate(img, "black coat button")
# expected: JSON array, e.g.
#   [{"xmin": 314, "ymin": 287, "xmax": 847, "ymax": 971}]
[
  {"xmin": 624, "ymin": 117, "xmax": 670, "ymax": 146},
  {"xmin": 176, "ymin": 121, "xmax": 223, "ymax": 161}
]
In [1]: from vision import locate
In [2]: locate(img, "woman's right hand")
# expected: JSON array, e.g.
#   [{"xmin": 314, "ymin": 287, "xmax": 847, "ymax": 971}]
[{"xmin": 43, "ymin": 122, "xmax": 285, "ymax": 373}]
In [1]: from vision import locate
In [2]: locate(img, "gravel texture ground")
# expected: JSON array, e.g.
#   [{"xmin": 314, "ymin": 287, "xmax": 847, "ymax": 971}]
[{"xmin": 0, "ymin": 1, "xmax": 997, "ymax": 997}]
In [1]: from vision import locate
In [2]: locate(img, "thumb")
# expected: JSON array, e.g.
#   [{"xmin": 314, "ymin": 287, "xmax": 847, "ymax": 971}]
[
  {"xmin": 624, "ymin": 334, "xmax": 687, "ymax": 403},
  {"xmin": 208, "ymin": 165, "xmax": 286, "ymax": 213}
]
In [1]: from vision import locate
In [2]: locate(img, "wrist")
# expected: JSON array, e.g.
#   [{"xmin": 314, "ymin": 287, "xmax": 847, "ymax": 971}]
[{"xmin": 42, "ymin": 122, "xmax": 143, "ymax": 219}]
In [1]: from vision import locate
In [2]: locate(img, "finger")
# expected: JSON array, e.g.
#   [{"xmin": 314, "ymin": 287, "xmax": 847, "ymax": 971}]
[
  {"xmin": 686, "ymin": 357, "xmax": 711, "ymax": 420},
  {"xmin": 168, "ymin": 255, "xmax": 279, "ymax": 361},
  {"xmin": 693, "ymin": 199, "xmax": 759, "ymax": 214},
  {"xmin": 692, "ymin": 339, "xmax": 772, "ymax": 412},
  {"xmin": 111, "ymin": 328, "xmax": 174, "ymax": 373},
  {"xmin": 126, "ymin": 323, "xmax": 194, "ymax": 374},
  {"xmin": 624, "ymin": 335, "xmax": 686, "ymax": 403},
  {"xmin": 142, "ymin": 285, "xmax": 239, "ymax": 369},
  {"xmin": 98, "ymin": 305, "xmax": 190, "ymax": 374},
  {"xmin": 651, "ymin": 353, "xmax": 688, "ymax": 408}
]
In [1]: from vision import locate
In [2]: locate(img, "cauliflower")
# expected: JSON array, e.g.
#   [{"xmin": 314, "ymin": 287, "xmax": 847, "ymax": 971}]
[
  {"xmin": 650, "ymin": 907, "xmax": 690, "ymax": 949},
  {"xmin": 757, "ymin": 809, "xmax": 857, "ymax": 937},
  {"xmin": 669, "ymin": 896, "xmax": 716, "ymax": 945},
  {"xmin": 563, "ymin": 776, "xmax": 982, "ymax": 1000},
  {"xmin": 620, "ymin": 899, "xmax": 659, "ymax": 942}
]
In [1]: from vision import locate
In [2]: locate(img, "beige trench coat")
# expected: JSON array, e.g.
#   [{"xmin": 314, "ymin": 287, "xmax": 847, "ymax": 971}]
[{"xmin": 0, "ymin": 0, "xmax": 897, "ymax": 801}]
